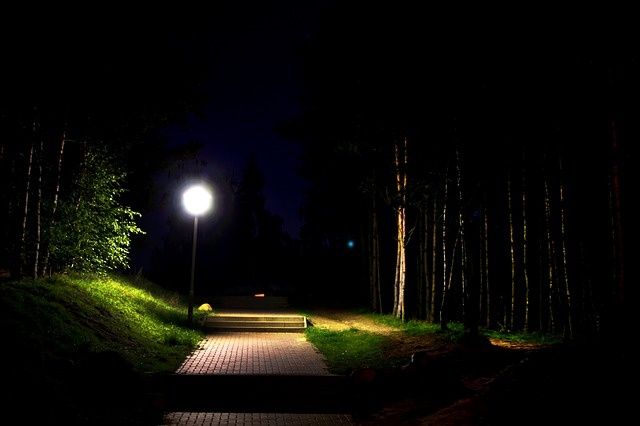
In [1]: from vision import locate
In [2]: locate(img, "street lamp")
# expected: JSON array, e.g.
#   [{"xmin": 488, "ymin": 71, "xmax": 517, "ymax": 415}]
[{"xmin": 182, "ymin": 183, "xmax": 213, "ymax": 325}]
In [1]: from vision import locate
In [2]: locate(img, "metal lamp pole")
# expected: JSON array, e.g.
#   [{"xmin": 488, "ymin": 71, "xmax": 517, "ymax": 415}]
[
  {"xmin": 188, "ymin": 215, "xmax": 198, "ymax": 324},
  {"xmin": 182, "ymin": 184, "xmax": 213, "ymax": 325}
]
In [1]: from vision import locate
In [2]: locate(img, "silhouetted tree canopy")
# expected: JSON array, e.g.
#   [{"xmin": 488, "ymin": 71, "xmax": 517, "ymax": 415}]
[
  {"xmin": 283, "ymin": 1, "xmax": 634, "ymax": 341},
  {"xmin": 0, "ymin": 11, "xmax": 217, "ymax": 277}
]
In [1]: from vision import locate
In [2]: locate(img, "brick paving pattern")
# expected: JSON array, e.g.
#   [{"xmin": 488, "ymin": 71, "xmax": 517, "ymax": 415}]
[
  {"xmin": 164, "ymin": 412, "xmax": 355, "ymax": 425},
  {"xmin": 162, "ymin": 331, "xmax": 356, "ymax": 425},
  {"xmin": 174, "ymin": 332, "xmax": 335, "ymax": 376}
]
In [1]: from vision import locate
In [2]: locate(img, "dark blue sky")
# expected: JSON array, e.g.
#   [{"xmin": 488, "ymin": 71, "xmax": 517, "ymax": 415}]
[
  {"xmin": 131, "ymin": 2, "xmax": 329, "ymax": 269},
  {"xmin": 168, "ymin": 1, "xmax": 329, "ymax": 239}
]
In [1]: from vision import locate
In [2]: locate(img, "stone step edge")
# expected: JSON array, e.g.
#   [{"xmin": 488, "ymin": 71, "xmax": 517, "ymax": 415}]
[{"xmin": 206, "ymin": 316, "xmax": 306, "ymax": 322}]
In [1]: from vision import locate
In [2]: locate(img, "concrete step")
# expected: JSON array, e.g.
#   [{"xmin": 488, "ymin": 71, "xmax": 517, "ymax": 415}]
[{"xmin": 204, "ymin": 314, "xmax": 307, "ymax": 332}]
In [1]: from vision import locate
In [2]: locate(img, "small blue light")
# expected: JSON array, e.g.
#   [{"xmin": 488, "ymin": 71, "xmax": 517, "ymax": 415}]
[{"xmin": 347, "ymin": 240, "xmax": 355, "ymax": 248}]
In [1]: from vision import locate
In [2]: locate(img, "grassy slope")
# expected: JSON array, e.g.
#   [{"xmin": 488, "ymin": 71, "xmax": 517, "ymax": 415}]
[
  {"xmin": 0, "ymin": 273, "xmax": 206, "ymax": 424},
  {"xmin": 3, "ymin": 272, "xmax": 615, "ymax": 425}
]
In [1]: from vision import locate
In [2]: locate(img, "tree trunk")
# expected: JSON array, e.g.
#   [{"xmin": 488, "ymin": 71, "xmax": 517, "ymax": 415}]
[
  {"xmin": 368, "ymin": 190, "xmax": 381, "ymax": 313},
  {"xmin": 392, "ymin": 137, "xmax": 407, "ymax": 320},
  {"xmin": 557, "ymin": 155, "xmax": 572, "ymax": 342},
  {"xmin": 507, "ymin": 167, "xmax": 515, "ymax": 330},
  {"xmin": 480, "ymin": 191, "xmax": 489, "ymax": 327},
  {"xmin": 430, "ymin": 198, "xmax": 437, "ymax": 323},
  {"xmin": 440, "ymin": 166, "xmax": 449, "ymax": 331},
  {"xmin": 18, "ymin": 141, "xmax": 34, "ymax": 278},
  {"xmin": 33, "ymin": 138, "xmax": 43, "ymax": 279},
  {"xmin": 521, "ymin": 146, "xmax": 530, "ymax": 332},
  {"xmin": 417, "ymin": 207, "xmax": 428, "ymax": 320},
  {"xmin": 41, "ymin": 133, "xmax": 65, "ymax": 277},
  {"xmin": 543, "ymin": 162, "xmax": 556, "ymax": 334}
]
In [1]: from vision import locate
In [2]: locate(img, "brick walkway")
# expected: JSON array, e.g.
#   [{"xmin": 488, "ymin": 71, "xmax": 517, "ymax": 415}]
[
  {"xmin": 174, "ymin": 332, "xmax": 334, "ymax": 376},
  {"xmin": 164, "ymin": 411, "xmax": 355, "ymax": 425},
  {"xmin": 161, "ymin": 330, "xmax": 357, "ymax": 425}
]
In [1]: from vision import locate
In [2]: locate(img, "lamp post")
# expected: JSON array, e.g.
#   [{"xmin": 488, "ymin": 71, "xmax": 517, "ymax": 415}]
[{"xmin": 182, "ymin": 184, "xmax": 213, "ymax": 325}]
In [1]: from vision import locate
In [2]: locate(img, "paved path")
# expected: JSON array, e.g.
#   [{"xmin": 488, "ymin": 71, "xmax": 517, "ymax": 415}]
[
  {"xmin": 161, "ymin": 322, "xmax": 358, "ymax": 425},
  {"xmin": 164, "ymin": 412, "xmax": 355, "ymax": 425},
  {"xmin": 173, "ymin": 332, "xmax": 334, "ymax": 376}
]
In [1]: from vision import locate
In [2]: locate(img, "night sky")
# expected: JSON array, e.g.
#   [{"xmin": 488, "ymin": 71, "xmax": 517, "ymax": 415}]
[
  {"xmin": 1, "ymin": 2, "xmax": 332, "ymax": 271},
  {"xmin": 128, "ymin": 1, "xmax": 331, "ymax": 268},
  {"xmin": 161, "ymin": 1, "xmax": 328, "ymax": 237}
]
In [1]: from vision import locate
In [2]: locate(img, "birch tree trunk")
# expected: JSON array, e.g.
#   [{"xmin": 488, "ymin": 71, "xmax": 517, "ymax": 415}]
[
  {"xmin": 521, "ymin": 147, "xmax": 530, "ymax": 331},
  {"xmin": 557, "ymin": 155, "xmax": 572, "ymax": 341},
  {"xmin": 543, "ymin": 162, "xmax": 556, "ymax": 334},
  {"xmin": 506, "ymin": 168, "xmax": 515, "ymax": 330},
  {"xmin": 33, "ymin": 138, "xmax": 43, "ymax": 279},
  {"xmin": 19, "ymin": 141, "xmax": 34, "ymax": 278},
  {"xmin": 455, "ymin": 146, "xmax": 468, "ymax": 331},
  {"xmin": 392, "ymin": 137, "xmax": 407, "ymax": 320},
  {"xmin": 440, "ymin": 167, "xmax": 449, "ymax": 330}
]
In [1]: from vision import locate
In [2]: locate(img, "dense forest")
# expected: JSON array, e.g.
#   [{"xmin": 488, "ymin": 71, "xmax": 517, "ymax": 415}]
[
  {"xmin": 283, "ymin": 3, "xmax": 634, "ymax": 346},
  {"xmin": 1, "ymin": 4, "xmax": 633, "ymax": 350}
]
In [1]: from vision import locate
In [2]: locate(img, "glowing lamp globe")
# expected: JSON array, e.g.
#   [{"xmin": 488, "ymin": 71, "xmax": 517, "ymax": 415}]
[{"xmin": 183, "ymin": 185, "xmax": 213, "ymax": 216}]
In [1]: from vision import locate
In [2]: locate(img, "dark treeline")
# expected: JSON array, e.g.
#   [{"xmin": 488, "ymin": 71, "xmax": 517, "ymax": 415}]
[
  {"xmin": 1, "ymin": 5, "xmax": 634, "ymax": 349},
  {"xmin": 0, "ymin": 12, "xmax": 215, "ymax": 277},
  {"xmin": 280, "ymin": 2, "xmax": 635, "ymax": 346}
]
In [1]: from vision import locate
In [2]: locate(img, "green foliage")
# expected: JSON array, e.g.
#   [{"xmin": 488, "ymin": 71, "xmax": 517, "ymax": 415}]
[
  {"xmin": 369, "ymin": 312, "xmax": 562, "ymax": 344},
  {"xmin": 0, "ymin": 272, "xmax": 204, "ymax": 373},
  {"xmin": 304, "ymin": 327, "xmax": 408, "ymax": 375},
  {"xmin": 304, "ymin": 311, "xmax": 563, "ymax": 376},
  {"xmin": 482, "ymin": 326, "xmax": 563, "ymax": 345},
  {"xmin": 48, "ymin": 147, "xmax": 145, "ymax": 275}
]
